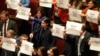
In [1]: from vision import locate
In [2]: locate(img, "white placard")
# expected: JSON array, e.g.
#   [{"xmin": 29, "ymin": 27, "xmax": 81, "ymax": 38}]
[
  {"xmin": 6, "ymin": 0, "xmax": 20, "ymax": 10},
  {"xmin": 57, "ymin": 0, "xmax": 69, "ymax": 9},
  {"xmin": 66, "ymin": 21, "xmax": 82, "ymax": 36},
  {"xmin": 20, "ymin": 40, "xmax": 33, "ymax": 55},
  {"xmin": 90, "ymin": 37, "xmax": 100, "ymax": 51},
  {"xmin": 86, "ymin": 10, "xmax": 99, "ymax": 24},
  {"xmin": 2, "ymin": 38, "xmax": 16, "ymax": 52},
  {"xmin": 16, "ymin": 7, "xmax": 30, "ymax": 20},
  {"xmin": 39, "ymin": 0, "xmax": 52, "ymax": 8},
  {"xmin": 69, "ymin": 8, "xmax": 82, "ymax": 22},
  {"xmin": 52, "ymin": 24, "xmax": 64, "ymax": 39}
]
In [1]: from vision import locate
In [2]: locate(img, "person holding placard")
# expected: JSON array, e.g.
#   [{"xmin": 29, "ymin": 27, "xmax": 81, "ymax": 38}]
[
  {"xmin": 81, "ymin": 0, "xmax": 99, "ymax": 37},
  {"xmin": 17, "ymin": 0, "xmax": 30, "ymax": 36},
  {"xmin": 39, "ymin": 0, "xmax": 53, "ymax": 19},
  {"xmin": 16, "ymin": 6, "xmax": 31, "ymax": 36},
  {"xmin": 29, "ymin": 7, "xmax": 47, "ymax": 48},
  {"xmin": 1, "ymin": 30, "xmax": 17, "ymax": 56},
  {"xmin": 29, "ymin": 7, "xmax": 46, "ymax": 34},
  {"xmin": 52, "ymin": 3, "xmax": 68, "ymax": 26},
  {"xmin": 69, "ymin": 0, "xmax": 87, "ymax": 9},
  {"xmin": 63, "ymin": 25, "xmax": 93, "ymax": 56},
  {"xmin": 0, "ymin": 11, "xmax": 18, "ymax": 37},
  {"xmin": 68, "ymin": 0, "xmax": 87, "ymax": 22},
  {"xmin": 81, "ymin": 1, "xmax": 99, "ymax": 55},
  {"xmin": 16, "ymin": 34, "xmax": 28, "ymax": 56},
  {"xmin": 16, "ymin": 34, "xmax": 34, "ymax": 56},
  {"xmin": 75, "ymin": 26, "xmax": 92, "ymax": 56}
]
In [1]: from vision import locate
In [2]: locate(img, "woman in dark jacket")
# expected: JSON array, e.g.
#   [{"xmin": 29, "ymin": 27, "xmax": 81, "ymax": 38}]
[{"xmin": 31, "ymin": 18, "xmax": 55, "ymax": 49}]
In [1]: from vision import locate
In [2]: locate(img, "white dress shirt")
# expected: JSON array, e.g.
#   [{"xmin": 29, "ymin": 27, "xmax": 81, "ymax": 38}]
[
  {"xmin": 2, "ymin": 19, "xmax": 9, "ymax": 37},
  {"xmin": 78, "ymin": 31, "xmax": 86, "ymax": 56}
]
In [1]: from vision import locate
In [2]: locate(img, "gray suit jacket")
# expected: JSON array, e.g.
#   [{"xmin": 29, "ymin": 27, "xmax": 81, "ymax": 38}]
[{"xmin": 0, "ymin": 19, "xmax": 18, "ymax": 36}]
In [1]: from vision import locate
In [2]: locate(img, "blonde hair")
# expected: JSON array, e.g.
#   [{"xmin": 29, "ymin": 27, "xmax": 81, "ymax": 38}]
[
  {"xmin": 19, "ymin": 34, "xmax": 28, "ymax": 40},
  {"xmin": 7, "ymin": 29, "xmax": 15, "ymax": 36}
]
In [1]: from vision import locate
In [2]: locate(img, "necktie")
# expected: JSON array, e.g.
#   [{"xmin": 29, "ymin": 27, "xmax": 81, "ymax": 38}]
[{"xmin": 4, "ymin": 22, "xmax": 6, "ymax": 37}]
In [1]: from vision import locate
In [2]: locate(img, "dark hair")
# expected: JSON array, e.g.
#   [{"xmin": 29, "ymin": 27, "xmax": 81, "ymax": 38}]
[
  {"xmin": 50, "ymin": 47, "xmax": 59, "ymax": 56},
  {"xmin": 35, "ymin": 7, "xmax": 45, "ymax": 17},
  {"xmin": 0, "ymin": 10, "xmax": 9, "ymax": 16},
  {"xmin": 38, "ymin": 46, "xmax": 48, "ymax": 56},
  {"xmin": 69, "ymin": 0, "xmax": 82, "ymax": 8},
  {"xmin": 89, "ymin": 0, "xmax": 97, "ymax": 9},
  {"xmin": 81, "ymin": 25, "xmax": 86, "ymax": 32},
  {"xmin": 42, "ymin": 18, "xmax": 50, "ymax": 27}
]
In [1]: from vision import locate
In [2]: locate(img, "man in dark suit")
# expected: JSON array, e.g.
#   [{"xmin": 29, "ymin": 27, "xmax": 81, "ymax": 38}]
[
  {"xmin": 75, "ymin": 30, "xmax": 91, "ymax": 56},
  {"xmin": 0, "ymin": 10, "xmax": 18, "ymax": 37},
  {"xmin": 63, "ymin": 25, "xmax": 93, "ymax": 56}
]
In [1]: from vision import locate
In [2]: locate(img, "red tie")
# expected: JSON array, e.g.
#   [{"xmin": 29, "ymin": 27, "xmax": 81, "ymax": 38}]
[{"xmin": 4, "ymin": 22, "xmax": 6, "ymax": 37}]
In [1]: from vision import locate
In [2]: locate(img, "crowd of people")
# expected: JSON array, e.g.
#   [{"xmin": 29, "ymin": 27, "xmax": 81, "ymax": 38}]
[{"xmin": 0, "ymin": 0, "xmax": 100, "ymax": 56}]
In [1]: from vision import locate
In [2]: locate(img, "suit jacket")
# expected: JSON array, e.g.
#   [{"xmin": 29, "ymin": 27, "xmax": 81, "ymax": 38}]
[
  {"xmin": 1, "ymin": 49, "xmax": 15, "ymax": 56},
  {"xmin": 0, "ymin": 19, "xmax": 18, "ymax": 36},
  {"xmin": 75, "ymin": 31, "xmax": 92, "ymax": 56},
  {"xmin": 63, "ymin": 31, "xmax": 92, "ymax": 56},
  {"xmin": 32, "ymin": 27, "xmax": 55, "ymax": 49},
  {"xmin": 64, "ymin": 31, "xmax": 98, "ymax": 56}
]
